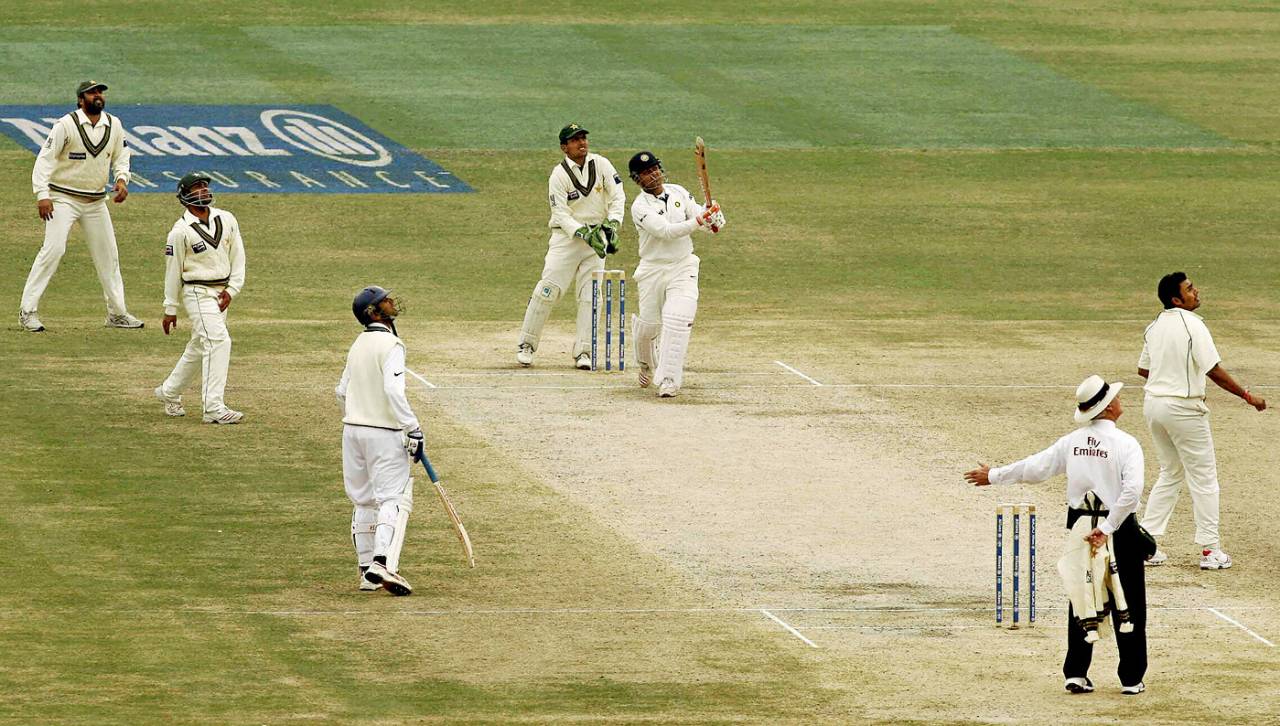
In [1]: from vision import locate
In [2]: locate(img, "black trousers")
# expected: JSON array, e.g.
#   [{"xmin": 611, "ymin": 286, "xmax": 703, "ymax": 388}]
[{"xmin": 1061, "ymin": 511, "xmax": 1148, "ymax": 687}]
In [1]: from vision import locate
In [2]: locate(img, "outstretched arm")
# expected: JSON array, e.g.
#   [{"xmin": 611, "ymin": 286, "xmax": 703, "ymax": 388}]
[
  {"xmin": 1207, "ymin": 364, "xmax": 1266, "ymax": 411},
  {"xmin": 965, "ymin": 437, "xmax": 1066, "ymax": 487}
]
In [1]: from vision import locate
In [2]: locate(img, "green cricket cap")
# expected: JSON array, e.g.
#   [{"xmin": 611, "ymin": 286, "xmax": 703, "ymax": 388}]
[
  {"xmin": 559, "ymin": 123, "xmax": 588, "ymax": 144},
  {"xmin": 76, "ymin": 80, "xmax": 108, "ymax": 96}
]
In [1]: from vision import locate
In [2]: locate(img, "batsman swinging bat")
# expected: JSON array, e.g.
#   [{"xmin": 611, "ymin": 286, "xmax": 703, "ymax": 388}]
[
  {"xmin": 693, "ymin": 136, "xmax": 713, "ymax": 206},
  {"xmin": 417, "ymin": 451, "xmax": 476, "ymax": 568}
]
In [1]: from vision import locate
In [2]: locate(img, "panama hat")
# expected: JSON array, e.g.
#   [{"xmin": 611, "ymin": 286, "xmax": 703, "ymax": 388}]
[{"xmin": 1074, "ymin": 374, "xmax": 1124, "ymax": 424}]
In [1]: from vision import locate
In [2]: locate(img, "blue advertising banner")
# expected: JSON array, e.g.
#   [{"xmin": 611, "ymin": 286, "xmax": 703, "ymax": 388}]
[{"xmin": 0, "ymin": 105, "xmax": 472, "ymax": 194}]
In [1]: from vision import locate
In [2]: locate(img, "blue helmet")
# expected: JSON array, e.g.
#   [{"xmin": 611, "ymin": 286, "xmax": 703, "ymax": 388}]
[{"xmin": 352, "ymin": 285, "xmax": 393, "ymax": 325}]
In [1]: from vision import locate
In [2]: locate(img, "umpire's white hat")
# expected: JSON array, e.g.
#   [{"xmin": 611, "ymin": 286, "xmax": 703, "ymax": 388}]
[{"xmin": 1074, "ymin": 375, "xmax": 1124, "ymax": 424}]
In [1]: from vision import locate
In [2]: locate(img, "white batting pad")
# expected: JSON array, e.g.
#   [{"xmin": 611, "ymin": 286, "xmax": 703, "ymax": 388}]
[
  {"xmin": 518, "ymin": 279, "xmax": 562, "ymax": 349},
  {"xmin": 632, "ymin": 314, "xmax": 661, "ymax": 369},
  {"xmin": 654, "ymin": 294, "xmax": 697, "ymax": 389}
]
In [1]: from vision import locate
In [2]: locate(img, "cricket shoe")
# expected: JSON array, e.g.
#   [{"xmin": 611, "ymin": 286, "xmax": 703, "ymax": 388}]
[
  {"xmin": 203, "ymin": 408, "xmax": 244, "ymax": 425},
  {"xmin": 1200, "ymin": 548, "xmax": 1232, "ymax": 570},
  {"xmin": 1121, "ymin": 682, "xmax": 1145, "ymax": 696},
  {"xmin": 516, "ymin": 343, "xmax": 534, "ymax": 367},
  {"xmin": 154, "ymin": 386, "xmax": 185, "ymax": 417},
  {"xmin": 358, "ymin": 567, "xmax": 379, "ymax": 591},
  {"xmin": 364, "ymin": 561, "xmax": 412, "ymax": 596},
  {"xmin": 1144, "ymin": 549, "xmax": 1168, "ymax": 566},
  {"xmin": 657, "ymin": 378, "xmax": 678, "ymax": 398},
  {"xmin": 637, "ymin": 363, "xmax": 652, "ymax": 388},
  {"xmin": 19, "ymin": 309, "xmax": 45, "ymax": 332},
  {"xmin": 105, "ymin": 312, "xmax": 145, "ymax": 329},
  {"xmin": 1064, "ymin": 677, "xmax": 1094, "ymax": 694},
  {"xmin": 575, "ymin": 353, "xmax": 592, "ymax": 370}
]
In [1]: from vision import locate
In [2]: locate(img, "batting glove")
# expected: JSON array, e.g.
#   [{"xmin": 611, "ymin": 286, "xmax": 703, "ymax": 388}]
[{"xmin": 405, "ymin": 428, "xmax": 424, "ymax": 460}]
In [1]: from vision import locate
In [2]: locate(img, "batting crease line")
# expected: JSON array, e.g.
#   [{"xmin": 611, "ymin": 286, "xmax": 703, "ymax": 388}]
[
  {"xmin": 1208, "ymin": 607, "xmax": 1276, "ymax": 647},
  {"xmin": 774, "ymin": 360, "xmax": 824, "ymax": 386},
  {"xmin": 405, "ymin": 368, "xmax": 436, "ymax": 389},
  {"xmin": 760, "ymin": 608, "xmax": 820, "ymax": 648}
]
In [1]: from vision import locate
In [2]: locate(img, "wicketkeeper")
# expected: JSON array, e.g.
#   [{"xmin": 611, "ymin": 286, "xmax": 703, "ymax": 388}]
[
  {"xmin": 336, "ymin": 286, "xmax": 421, "ymax": 596},
  {"xmin": 515, "ymin": 123, "xmax": 626, "ymax": 369}
]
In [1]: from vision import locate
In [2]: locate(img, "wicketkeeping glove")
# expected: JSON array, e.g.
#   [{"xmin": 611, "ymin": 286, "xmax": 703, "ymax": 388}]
[
  {"xmin": 586, "ymin": 225, "xmax": 609, "ymax": 259},
  {"xmin": 405, "ymin": 428, "xmax": 424, "ymax": 460},
  {"xmin": 601, "ymin": 219, "xmax": 620, "ymax": 254}
]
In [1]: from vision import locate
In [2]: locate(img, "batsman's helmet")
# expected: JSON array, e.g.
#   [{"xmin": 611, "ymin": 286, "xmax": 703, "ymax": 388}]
[
  {"xmin": 353, "ymin": 285, "xmax": 394, "ymax": 325},
  {"xmin": 628, "ymin": 151, "xmax": 662, "ymax": 182},
  {"xmin": 176, "ymin": 172, "xmax": 214, "ymax": 208}
]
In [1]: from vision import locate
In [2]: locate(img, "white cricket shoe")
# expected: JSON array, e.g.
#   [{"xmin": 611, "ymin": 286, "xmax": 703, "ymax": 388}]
[
  {"xmin": 202, "ymin": 408, "xmax": 244, "ymax": 425},
  {"xmin": 1064, "ymin": 677, "xmax": 1094, "ymax": 694},
  {"xmin": 1145, "ymin": 549, "xmax": 1168, "ymax": 566},
  {"xmin": 575, "ymin": 353, "xmax": 592, "ymax": 370},
  {"xmin": 19, "ymin": 310, "xmax": 45, "ymax": 332},
  {"xmin": 358, "ymin": 567, "xmax": 379, "ymax": 591},
  {"xmin": 364, "ymin": 561, "xmax": 412, "ymax": 596},
  {"xmin": 1200, "ymin": 548, "xmax": 1232, "ymax": 570},
  {"xmin": 658, "ymin": 378, "xmax": 678, "ymax": 398},
  {"xmin": 637, "ymin": 363, "xmax": 652, "ymax": 388},
  {"xmin": 516, "ymin": 343, "xmax": 534, "ymax": 367},
  {"xmin": 105, "ymin": 312, "xmax": 145, "ymax": 329},
  {"xmin": 1121, "ymin": 682, "xmax": 1145, "ymax": 696},
  {"xmin": 154, "ymin": 386, "xmax": 185, "ymax": 417}
]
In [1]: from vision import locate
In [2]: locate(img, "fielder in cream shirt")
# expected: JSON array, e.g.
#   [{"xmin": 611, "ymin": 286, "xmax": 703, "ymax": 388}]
[
  {"xmin": 1137, "ymin": 272, "xmax": 1266, "ymax": 570},
  {"xmin": 20, "ymin": 80, "xmax": 143, "ymax": 331},
  {"xmin": 155, "ymin": 174, "xmax": 246, "ymax": 424}
]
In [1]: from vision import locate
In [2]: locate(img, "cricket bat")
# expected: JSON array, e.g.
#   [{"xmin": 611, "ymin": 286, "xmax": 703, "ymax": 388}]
[
  {"xmin": 693, "ymin": 136, "xmax": 713, "ymax": 206},
  {"xmin": 418, "ymin": 451, "xmax": 476, "ymax": 568}
]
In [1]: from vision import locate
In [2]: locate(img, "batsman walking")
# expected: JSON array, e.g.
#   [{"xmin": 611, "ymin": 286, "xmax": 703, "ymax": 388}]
[{"xmin": 336, "ymin": 286, "xmax": 421, "ymax": 596}]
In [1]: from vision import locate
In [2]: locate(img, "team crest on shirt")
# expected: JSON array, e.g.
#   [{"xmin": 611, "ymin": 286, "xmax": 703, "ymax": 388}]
[
  {"xmin": 567, "ymin": 190, "xmax": 580, "ymax": 201},
  {"xmin": 191, "ymin": 241, "xmax": 207, "ymax": 254}
]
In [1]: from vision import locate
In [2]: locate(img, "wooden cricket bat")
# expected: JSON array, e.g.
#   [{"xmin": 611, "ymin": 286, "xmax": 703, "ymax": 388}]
[
  {"xmin": 693, "ymin": 136, "xmax": 713, "ymax": 206},
  {"xmin": 418, "ymin": 453, "xmax": 476, "ymax": 568}
]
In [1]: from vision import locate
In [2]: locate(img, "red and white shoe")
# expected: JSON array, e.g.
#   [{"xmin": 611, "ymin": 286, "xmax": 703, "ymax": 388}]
[{"xmin": 1200, "ymin": 548, "xmax": 1232, "ymax": 570}]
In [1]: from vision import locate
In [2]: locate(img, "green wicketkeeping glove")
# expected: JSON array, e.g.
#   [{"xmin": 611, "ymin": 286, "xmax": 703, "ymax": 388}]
[
  {"xmin": 586, "ymin": 225, "xmax": 608, "ymax": 259},
  {"xmin": 602, "ymin": 219, "xmax": 620, "ymax": 254}
]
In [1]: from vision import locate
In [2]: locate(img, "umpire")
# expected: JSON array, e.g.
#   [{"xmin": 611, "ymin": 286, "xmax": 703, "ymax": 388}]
[{"xmin": 965, "ymin": 374, "xmax": 1153, "ymax": 695}]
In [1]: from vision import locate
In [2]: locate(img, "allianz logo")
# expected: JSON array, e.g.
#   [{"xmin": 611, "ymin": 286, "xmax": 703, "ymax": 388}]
[{"xmin": 3, "ymin": 109, "xmax": 392, "ymax": 168}]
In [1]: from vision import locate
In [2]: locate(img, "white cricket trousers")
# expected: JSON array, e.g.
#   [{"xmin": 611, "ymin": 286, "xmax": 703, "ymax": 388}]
[
  {"xmin": 159, "ymin": 285, "xmax": 232, "ymax": 415},
  {"xmin": 535, "ymin": 231, "xmax": 605, "ymax": 357},
  {"xmin": 1140, "ymin": 395, "xmax": 1221, "ymax": 548},
  {"xmin": 343, "ymin": 425, "xmax": 413, "ymax": 562},
  {"xmin": 634, "ymin": 254, "xmax": 700, "ymax": 388},
  {"xmin": 21, "ymin": 191, "xmax": 128, "ymax": 314}
]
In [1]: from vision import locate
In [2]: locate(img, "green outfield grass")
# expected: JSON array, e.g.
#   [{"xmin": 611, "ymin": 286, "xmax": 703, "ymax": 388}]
[{"xmin": 2, "ymin": 2, "xmax": 1278, "ymax": 723}]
